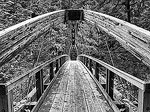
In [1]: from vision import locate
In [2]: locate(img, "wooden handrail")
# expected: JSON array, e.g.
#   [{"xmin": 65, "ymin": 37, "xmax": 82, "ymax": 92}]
[
  {"xmin": 0, "ymin": 54, "xmax": 69, "ymax": 112},
  {"xmin": 0, "ymin": 10, "xmax": 64, "ymax": 37},
  {"xmin": 84, "ymin": 10, "xmax": 150, "ymax": 67},
  {"xmin": 78, "ymin": 54, "xmax": 146, "ymax": 90},
  {"xmin": 0, "ymin": 10, "xmax": 65, "ymax": 67},
  {"xmin": 78, "ymin": 54, "xmax": 150, "ymax": 112},
  {"xmin": 3, "ymin": 54, "xmax": 69, "ymax": 91}
]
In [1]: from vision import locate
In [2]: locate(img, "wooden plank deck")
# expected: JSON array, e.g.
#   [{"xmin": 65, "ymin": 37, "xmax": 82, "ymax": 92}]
[{"xmin": 38, "ymin": 61, "xmax": 114, "ymax": 112}]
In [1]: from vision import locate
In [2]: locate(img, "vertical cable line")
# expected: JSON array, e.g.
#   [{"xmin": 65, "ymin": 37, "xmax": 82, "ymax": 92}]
[
  {"xmin": 105, "ymin": 35, "xmax": 128, "ymax": 104},
  {"xmin": 25, "ymin": 29, "xmax": 50, "ymax": 109},
  {"xmin": 105, "ymin": 36, "xmax": 115, "ymax": 66}
]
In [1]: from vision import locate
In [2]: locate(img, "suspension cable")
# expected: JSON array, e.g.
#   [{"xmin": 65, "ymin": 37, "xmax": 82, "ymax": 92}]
[
  {"xmin": 105, "ymin": 35, "xmax": 128, "ymax": 103},
  {"xmin": 25, "ymin": 29, "xmax": 50, "ymax": 110},
  {"xmin": 105, "ymin": 35, "xmax": 115, "ymax": 66}
]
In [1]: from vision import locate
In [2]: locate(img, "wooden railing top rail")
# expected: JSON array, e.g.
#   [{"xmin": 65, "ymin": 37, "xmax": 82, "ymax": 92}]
[
  {"xmin": 78, "ymin": 54, "xmax": 147, "ymax": 90},
  {"xmin": 1, "ymin": 9, "xmax": 150, "ymax": 68},
  {"xmin": 84, "ymin": 10, "xmax": 150, "ymax": 36},
  {"xmin": 0, "ymin": 10, "xmax": 65, "ymax": 37},
  {"xmin": 0, "ymin": 10, "xmax": 65, "ymax": 68},
  {"xmin": 84, "ymin": 10, "xmax": 150, "ymax": 67},
  {"xmin": 1, "ymin": 54, "xmax": 69, "ymax": 91}
]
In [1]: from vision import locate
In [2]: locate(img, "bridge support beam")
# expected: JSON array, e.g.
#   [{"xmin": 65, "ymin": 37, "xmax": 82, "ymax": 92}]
[
  {"xmin": 86, "ymin": 58, "xmax": 89, "ymax": 67},
  {"xmin": 55, "ymin": 60, "xmax": 59, "ymax": 73},
  {"xmin": 106, "ymin": 69, "xmax": 114, "ymax": 100},
  {"xmin": 60, "ymin": 58, "xmax": 62, "ymax": 67},
  {"xmin": 50, "ymin": 62, "xmax": 54, "ymax": 81},
  {"xmin": 138, "ymin": 84, "xmax": 150, "ymax": 112},
  {"xmin": 95, "ymin": 63, "xmax": 99, "ymax": 81},
  {"xmin": 0, "ymin": 85, "xmax": 13, "ymax": 112},
  {"xmin": 36, "ymin": 69, "xmax": 44, "ymax": 100},
  {"xmin": 83, "ymin": 57, "xmax": 86, "ymax": 65},
  {"xmin": 89, "ymin": 59, "xmax": 92, "ymax": 73}
]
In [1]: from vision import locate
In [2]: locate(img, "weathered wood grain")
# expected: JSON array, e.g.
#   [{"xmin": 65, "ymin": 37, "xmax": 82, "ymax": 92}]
[
  {"xmin": 37, "ymin": 61, "xmax": 116, "ymax": 112},
  {"xmin": 32, "ymin": 62, "xmax": 70, "ymax": 112},
  {"xmin": 84, "ymin": 10, "xmax": 150, "ymax": 67},
  {"xmin": 78, "ymin": 54, "xmax": 145, "ymax": 90},
  {"xmin": 0, "ymin": 11, "xmax": 64, "ymax": 68},
  {"xmin": 4, "ymin": 55, "xmax": 69, "ymax": 92}
]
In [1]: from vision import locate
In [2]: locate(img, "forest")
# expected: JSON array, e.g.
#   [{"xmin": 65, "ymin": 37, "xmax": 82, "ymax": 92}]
[
  {"xmin": 0, "ymin": 0, "xmax": 150, "ymax": 111},
  {"xmin": 0, "ymin": 0, "xmax": 150, "ymax": 81}
]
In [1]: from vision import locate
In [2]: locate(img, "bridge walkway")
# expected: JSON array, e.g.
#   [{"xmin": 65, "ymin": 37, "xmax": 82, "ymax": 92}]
[{"xmin": 36, "ymin": 61, "xmax": 114, "ymax": 112}]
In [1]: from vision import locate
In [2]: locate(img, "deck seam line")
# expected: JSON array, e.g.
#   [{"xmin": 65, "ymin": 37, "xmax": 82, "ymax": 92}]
[
  {"xmin": 74, "ymin": 64, "xmax": 89, "ymax": 112},
  {"xmin": 78, "ymin": 62, "xmax": 107, "ymax": 112},
  {"xmin": 47, "ymin": 62, "xmax": 70, "ymax": 112}
]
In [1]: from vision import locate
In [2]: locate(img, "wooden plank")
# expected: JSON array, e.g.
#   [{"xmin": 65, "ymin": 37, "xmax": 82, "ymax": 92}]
[
  {"xmin": 74, "ymin": 64, "xmax": 88, "ymax": 112},
  {"xmin": 77, "ymin": 62, "xmax": 112, "ymax": 112},
  {"xmin": 78, "ymin": 55, "xmax": 145, "ymax": 90},
  {"xmin": 68, "ymin": 63, "xmax": 76, "ymax": 112},
  {"xmin": 78, "ymin": 60, "xmax": 120, "ymax": 112},
  {"xmin": 78, "ymin": 67, "xmax": 103, "ymax": 112},
  {"xmin": 63, "ymin": 62, "xmax": 75, "ymax": 112},
  {"xmin": 49, "ymin": 65, "xmax": 69, "ymax": 112},
  {"xmin": 33, "ymin": 61, "xmax": 121, "ymax": 112},
  {"xmin": 32, "ymin": 61, "xmax": 69, "ymax": 112},
  {"xmin": 38, "ymin": 65, "xmax": 68, "ymax": 112}
]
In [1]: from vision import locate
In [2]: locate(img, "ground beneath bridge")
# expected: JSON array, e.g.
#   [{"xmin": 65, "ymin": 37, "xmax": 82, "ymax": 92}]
[{"xmin": 38, "ymin": 61, "xmax": 114, "ymax": 112}]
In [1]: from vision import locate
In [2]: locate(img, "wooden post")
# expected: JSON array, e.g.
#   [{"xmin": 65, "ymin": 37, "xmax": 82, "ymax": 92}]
[
  {"xmin": 55, "ymin": 60, "xmax": 59, "ymax": 73},
  {"xmin": 83, "ymin": 57, "xmax": 86, "ymax": 64},
  {"xmin": 95, "ymin": 62, "xmax": 99, "ymax": 81},
  {"xmin": 0, "ymin": 84, "xmax": 14, "ymax": 112},
  {"xmin": 81, "ymin": 57, "xmax": 83, "ymax": 63},
  {"xmin": 60, "ymin": 57, "xmax": 64, "ymax": 66},
  {"xmin": 50, "ymin": 62, "xmax": 54, "ymax": 81},
  {"xmin": 126, "ymin": 0, "xmax": 131, "ymax": 23},
  {"xmin": 89, "ymin": 59, "xmax": 92, "ymax": 73},
  {"xmin": 84, "ymin": 57, "xmax": 86, "ymax": 65},
  {"xmin": 59, "ymin": 58, "xmax": 62, "ymax": 67},
  {"xmin": 86, "ymin": 58, "xmax": 88, "ymax": 67},
  {"xmin": 36, "ymin": 69, "xmax": 44, "ymax": 100},
  {"xmin": 106, "ymin": 69, "xmax": 114, "ymax": 100},
  {"xmin": 138, "ymin": 83, "xmax": 150, "ymax": 112}
]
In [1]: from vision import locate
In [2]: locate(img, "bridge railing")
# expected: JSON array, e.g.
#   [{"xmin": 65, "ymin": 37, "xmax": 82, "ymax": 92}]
[
  {"xmin": 78, "ymin": 54, "xmax": 150, "ymax": 112},
  {"xmin": 0, "ymin": 54, "xmax": 69, "ymax": 112},
  {"xmin": 84, "ymin": 10, "xmax": 150, "ymax": 67},
  {"xmin": 0, "ymin": 10, "xmax": 65, "ymax": 68}
]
